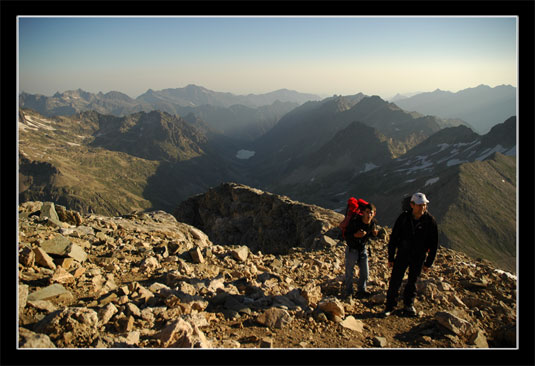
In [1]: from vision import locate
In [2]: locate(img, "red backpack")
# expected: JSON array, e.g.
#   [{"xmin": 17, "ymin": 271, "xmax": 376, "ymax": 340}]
[{"xmin": 338, "ymin": 197, "xmax": 368, "ymax": 238}]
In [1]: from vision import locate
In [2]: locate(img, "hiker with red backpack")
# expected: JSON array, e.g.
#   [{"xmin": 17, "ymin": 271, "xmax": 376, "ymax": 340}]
[
  {"xmin": 338, "ymin": 197, "xmax": 368, "ymax": 238},
  {"xmin": 340, "ymin": 198, "xmax": 379, "ymax": 300}
]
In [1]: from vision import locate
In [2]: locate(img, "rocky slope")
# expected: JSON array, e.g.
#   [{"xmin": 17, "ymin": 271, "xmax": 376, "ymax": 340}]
[
  {"xmin": 89, "ymin": 110, "xmax": 209, "ymax": 162},
  {"xmin": 18, "ymin": 184, "xmax": 517, "ymax": 351}
]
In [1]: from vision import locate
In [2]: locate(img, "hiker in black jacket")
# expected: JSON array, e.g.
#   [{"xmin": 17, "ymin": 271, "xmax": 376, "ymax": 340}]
[
  {"xmin": 384, "ymin": 193, "xmax": 438, "ymax": 317},
  {"xmin": 342, "ymin": 202, "xmax": 378, "ymax": 300}
]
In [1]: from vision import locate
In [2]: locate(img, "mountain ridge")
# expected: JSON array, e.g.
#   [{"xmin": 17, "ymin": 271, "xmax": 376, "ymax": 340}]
[
  {"xmin": 20, "ymin": 85, "xmax": 310, "ymax": 141},
  {"xmin": 393, "ymin": 84, "xmax": 516, "ymax": 134},
  {"xmin": 250, "ymin": 94, "xmax": 473, "ymax": 187}
]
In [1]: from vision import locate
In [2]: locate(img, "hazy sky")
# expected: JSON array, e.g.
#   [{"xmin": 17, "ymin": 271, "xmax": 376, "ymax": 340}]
[{"xmin": 18, "ymin": 16, "xmax": 517, "ymax": 100}]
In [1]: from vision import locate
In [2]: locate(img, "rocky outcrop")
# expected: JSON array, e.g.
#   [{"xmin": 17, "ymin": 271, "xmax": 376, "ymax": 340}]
[
  {"xmin": 174, "ymin": 182, "xmax": 343, "ymax": 254},
  {"xmin": 18, "ymin": 197, "xmax": 517, "ymax": 349}
]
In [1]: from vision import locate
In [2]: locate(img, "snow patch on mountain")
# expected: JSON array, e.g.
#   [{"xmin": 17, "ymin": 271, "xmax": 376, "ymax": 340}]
[
  {"xmin": 433, "ymin": 143, "xmax": 450, "ymax": 154},
  {"xmin": 446, "ymin": 159, "xmax": 468, "ymax": 167},
  {"xmin": 361, "ymin": 162, "xmax": 379, "ymax": 173},
  {"xmin": 236, "ymin": 150, "xmax": 256, "ymax": 159},
  {"xmin": 425, "ymin": 177, "xmax": 440, "ymax": 186},
  {"xmin": 395, "ymin": 155, "xmax": 434, "ymax": 174},
  {"xmin": 504, "ymin": 145, "xmax": 516, "ymax": 156},
  {"xmin": 476, "ymin": 145, "xmax": 509, "ymax": 161},
  {"xmin": 20, "ymin": 115, "xmax": 56, "ymax": 131}
]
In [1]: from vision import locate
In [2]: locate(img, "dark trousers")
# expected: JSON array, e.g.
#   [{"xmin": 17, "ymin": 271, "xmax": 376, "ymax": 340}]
[{"xmin": 386, "ymin": 249, "xmax": 426, "ymax": 308}]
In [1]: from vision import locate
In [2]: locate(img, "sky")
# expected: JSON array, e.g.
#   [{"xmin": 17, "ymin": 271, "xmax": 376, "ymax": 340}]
[{"xmin": 18, "ymin": 16, "xmax": 517, "ymax": 100}]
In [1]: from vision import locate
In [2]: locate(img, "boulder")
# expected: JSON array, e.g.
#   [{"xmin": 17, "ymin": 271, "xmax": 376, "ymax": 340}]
[
  {"xmin": 231, "ymin": 246, "xmax": 249, "ymax": 262},
  {"xmin": 468, "ymin": 329, "xmax": 489, "ymax": 348},
  {"xmin": 55, "ymin": 205, "xmax": 83, "ymax": 226},
  {"xmin": 173, "ymin": 182, "xmax": 343, "ymax": 254},
  {"xmin": 39, "ymin": 202, "xmax": 60, "ymax": 223},
  {"xmin": 19, "ymin": 327, "xmax": 56, "ymax": 348},
  {"xmin": 27, "ymin": 300, "xmax": 58, "ymax": 313},
  {"xmin": 50, "ymin": 267, "xmax": 75, "ymax": 284},
  {"xmin": 33, "ymin": 247, "xmax": 56, "ymax": 270},
  {"xmin": 372, "ymin": 336, "xmax": 388, "ymax": 348},
  {"xmin": 140, "ymin": 256, "xmax": 161, "ymax": 272},
  {"xmin": 260, "ymin": 337, "xmax": 273, "ymax": 348},
  {"xmin": 301, "ymin": 283, "xmax": 322, "ymax": 308},
  {"xmin": 98, "ymin": 303, "xmax": 118, "ymax": 325},
  {"xmin": 189, "ymin": 247, "xmax": 204, "ymax": 264},
  {"xmin": 317, "ymin": 297, "xmax": 345, "ymax": 320},
  {"xmin": 435, "ymin": 311, "xmax": 474, "ymax": 337},
  {"xmin": 27, "ymin": 284, "xmax": 73, "ymax": 303},
  {"xmin": 19, "ymin": 246, "xmax": 35, "ymax": 267},
  {"xmin": 156, "ymin": 318, "xmax": 211, "ymax": 348},
  {"xmin": 34, "ymin": 307, "xmax": 99, "ymax": 341},
  {"xmin": 19, "ymin": 284, "xmax": 29, "ymax": 311},
  {"xmin": 40, "ymin": 235, "xmax": 87, "ymax": 263},
  {"xmin": 256, "ymin": 308, "xmax": 292, "ymax": 329},
  {"xmin": 340, "ymin": 316, "xmax": 364, "ymax": 332}
]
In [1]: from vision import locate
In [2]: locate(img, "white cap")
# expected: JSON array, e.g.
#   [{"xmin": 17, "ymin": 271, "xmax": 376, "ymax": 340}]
[{"xmin": 411, "ymin": 192, "xmax": 429, "ymax": 205}]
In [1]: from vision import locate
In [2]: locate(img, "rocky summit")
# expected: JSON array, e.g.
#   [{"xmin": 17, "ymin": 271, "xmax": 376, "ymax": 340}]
[
  {"xmin": 18, "ymin": 184, "xmax": 517, "ymax": 350},
  {"xmin": 174, "ymin": 182, "xmax": 343, "ymax": 255}
]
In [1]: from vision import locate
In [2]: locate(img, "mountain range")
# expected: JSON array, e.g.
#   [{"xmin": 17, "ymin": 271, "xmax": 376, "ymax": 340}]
[
  {"xmin": 136, "ymin": 84, "xmax": 320, "ymax": 108},
  {"xmin": 248, "ymin": 94, "xmax": 472, "ymax": 187},
  {"xmin": 17, "ymin": 85, "xmax": 517, "ymax": 272},
  {"xmin": 393, "ymin": 84, "xmax": 516, "ymax": 134},
  {"xmin": 19, "ymin": 85, "xmax": 317, "ymax": 141}
]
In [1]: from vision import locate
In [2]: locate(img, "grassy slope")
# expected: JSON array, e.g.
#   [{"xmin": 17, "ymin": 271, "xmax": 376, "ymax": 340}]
[
  {"xmin": 19, "ymin": 111, "xmax": 160, "ymax": 215},
  {"xmin": 439, "ymin": 153, "xmax": 516, "ymax": 272}
]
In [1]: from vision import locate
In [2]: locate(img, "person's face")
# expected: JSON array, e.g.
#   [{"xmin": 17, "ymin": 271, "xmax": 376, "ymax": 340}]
[
  {"xmin": 410, "ymin": 202, "xmax": 427, "ymax": 217},
  {"xmin": 361, "ymin": 208, "xmax": 375, "ymax": 224}
]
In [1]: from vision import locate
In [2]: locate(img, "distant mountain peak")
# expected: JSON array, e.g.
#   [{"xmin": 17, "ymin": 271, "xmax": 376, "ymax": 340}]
[
  {"xmin": 356, "ymin": 95, "xmax": 387, "ymax": 107},
  {"xmin": 394, "ymin": 84, "xmax": 516, "ymax": 134},
  {"xmin": 184, "ymin": 84, "xmax": 209, "ymax": 91}
]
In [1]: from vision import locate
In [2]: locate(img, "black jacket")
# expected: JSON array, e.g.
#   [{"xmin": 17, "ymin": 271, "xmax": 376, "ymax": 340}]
[
  {"xmin": 388, "ymin": 210, "xmax": 438, "ymax": 267},
  {"xmin": 345, "ymin": 214, "xmax": 377, "ymax": 252}
]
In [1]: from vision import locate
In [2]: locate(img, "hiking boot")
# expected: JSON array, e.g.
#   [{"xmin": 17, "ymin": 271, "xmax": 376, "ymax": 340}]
[
  {"xmin": 383, "ymin": 305, "xmax": 395, "ymax": 317},
  {"xmin": 403, "ymin": 305, "xmax": 417, "ymax": 317}
]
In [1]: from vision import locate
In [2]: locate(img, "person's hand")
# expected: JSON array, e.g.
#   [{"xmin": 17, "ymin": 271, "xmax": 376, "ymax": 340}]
[
  {"xmin": 372, "ymin": 229, "xmax": 379, "ymax": 236},
  {"xmin": 422, "ymin": 265, "xmax": 430, "ymax": 272},
  {"xmin": 354, "ymin": 229, "xmax": 366, "ymax": 238},
  {"xmin": 388, "ymin": 261, "xmax": 393, "ymax": 268}
]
